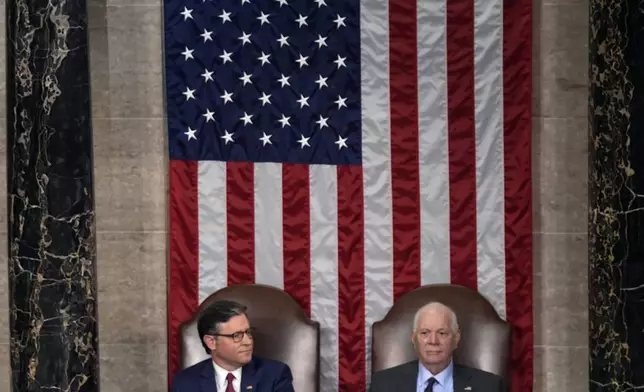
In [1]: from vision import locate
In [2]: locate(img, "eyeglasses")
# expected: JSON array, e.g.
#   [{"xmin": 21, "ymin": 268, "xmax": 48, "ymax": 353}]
[{"xmin": 210, "ymin": 328, "xmax": 255, "ymax": 343}]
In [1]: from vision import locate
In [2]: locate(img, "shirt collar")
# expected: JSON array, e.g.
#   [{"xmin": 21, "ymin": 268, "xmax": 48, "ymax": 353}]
[
  {"xmin": 212, "ymin": 360, "xmax": 242, "ymax": 384},
  {"xmin": 417, "ymin": 360, "xmax": 454, "ymax": 387}
]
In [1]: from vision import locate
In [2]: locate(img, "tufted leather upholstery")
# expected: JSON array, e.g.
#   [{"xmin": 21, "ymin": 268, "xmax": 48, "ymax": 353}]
[
  {"xmin": 371, "ymin": 284, "xmax": 512, "ymax": 381},
  {"xmin": 180, "ymin": 284, "xmax": 320, "ymax": 392}
]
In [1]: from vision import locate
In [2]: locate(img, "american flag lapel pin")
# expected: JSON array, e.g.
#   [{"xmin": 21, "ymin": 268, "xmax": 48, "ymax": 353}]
[
  {"xmin": 464, "ymin": 387, "xmax": 472, "ymax": 391},
  {"xmin": 246, "ymin": 386, "xmax": 253, "ymax": 390}
]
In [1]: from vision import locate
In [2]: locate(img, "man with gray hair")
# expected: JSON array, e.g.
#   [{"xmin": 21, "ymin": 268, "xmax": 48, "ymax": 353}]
[{"xmin": 368, "ymin": 301, "xmax": 505, "ymax": 392}]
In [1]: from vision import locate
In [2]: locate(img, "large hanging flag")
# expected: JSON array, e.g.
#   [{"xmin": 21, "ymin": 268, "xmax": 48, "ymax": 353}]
[{"xmin": 162, "ymin": 0, "xmax": 533, "ymax": 390}]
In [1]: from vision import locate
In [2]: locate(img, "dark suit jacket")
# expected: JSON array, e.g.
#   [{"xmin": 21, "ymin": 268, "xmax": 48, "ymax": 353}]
[
  {"xmin": 368, "ymin": 360, "xmax": 505, "ymax": 392},
  {"xmin": 171, "ymin": 356, "xmax": 295, "ymax": 392}
]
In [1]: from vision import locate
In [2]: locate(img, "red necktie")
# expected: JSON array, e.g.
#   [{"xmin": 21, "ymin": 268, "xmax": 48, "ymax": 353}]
[{"xmin": 225, "ymin": 373, "xmax": 235, "ymax": 392}]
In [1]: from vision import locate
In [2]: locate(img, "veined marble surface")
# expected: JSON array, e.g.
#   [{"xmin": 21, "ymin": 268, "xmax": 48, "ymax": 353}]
[
  {"xmin": 589, "ymin": 0, "xmax": 644, "ymax": 387},
  {"xmin": 6, "ymin": 0, "xmax": 99, "ymax": 391}
]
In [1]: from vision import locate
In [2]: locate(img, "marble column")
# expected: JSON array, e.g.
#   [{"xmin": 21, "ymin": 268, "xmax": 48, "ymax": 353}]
[
  {"xmin": 589, "ymin": 0, "xmax": 644, "ymax": 389},
  {"xmin": 6, "ymin": 0, "xmax": 99, "ymax": 391}
]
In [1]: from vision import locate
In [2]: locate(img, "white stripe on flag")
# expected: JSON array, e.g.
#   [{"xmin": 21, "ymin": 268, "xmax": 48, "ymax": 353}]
[
  {"xmin": 474, "ymin": 0, "xmax": 507, "ymax": 317},
  {"xmin": 198, "ymin": 161, "xmax": 228, "ymax": 302},
  {"xmin": 309, "ymin": 165, "xmax": 339, "ymax": 391},
  {"xmin": 418, "ymin": 0, "xmax": 451, "ymax": 285},
  {"xmin": 361, "ymin": 0, "xmax": 393, "ymax": 386},
  {"xmin": 254, "ymin": 162, "xmax": 284, "ymax": 288}
]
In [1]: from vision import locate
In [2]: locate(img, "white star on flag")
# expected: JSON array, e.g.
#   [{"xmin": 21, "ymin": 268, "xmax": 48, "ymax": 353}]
[
  {"xmin": 180, "ymin": 7, "xmax": 193, "ymax": 20},
  {"xmin": 239, "ymin": 32, "xmax": 251, "ymax": 45},
  {"xmin": 203, "ymin": 109, "xmax": 215, "ymax": 122},
  {"xmin": 220, "ymin": 50, "xmax": 233, "ymax": 63},
  {"xmin": 258, "ymin": 52, "xmax": 271, "ymax": 65},
  {"xmin": 240, "ymin": 112, "xmax": 253, "ymax": 125},
  {"xmin": 182, "ymin": 47, "xmax": 194, "ymax": 60},
  {"xmin": 278, "ymin": 114, "xmax": 291, "ymax": 128},
  {"xmin": 202, "ymin": 69, "xmax": 214, "ymax": 82},
  {"xmin": 334, "ymin": 55, "xmax": 347, "ymax": 69},
  {"xmin": 333, "ymin": 14, "xmax": 346, "ymax": 28},
  {"xmin": 239, "ymin": 72, "xmax": 253, "ymax": 85},
  {"xmin": 221, "ymin": 130, "xmax": 234, "ymax": 144},
  {"xmin": 278, "ymin": 74, "xmax": 290, "ymax": 87},
  {"xmin": 277, "ymin": 34, "xmax": 289, "ymax": 47},
  {"xmin": 221, "ymin": 90, "xmax": 233, "ymax": 104},
  {"xmin": 259, "ymin": 93, "xmax": 272, "ymax": 106},
  {"xmin": 298, "ymin": 135, "xmax": 311, "ymax": 148},
  {"xmin": 184, "ymin": 127, "xmax": 197, "ymax": 140},
  {"xmin": 296, "ymin": 14, "xmax": 308, "ymax": 27},
  {"xmin": 297, "ymin": 95, "xmax": 310, "ymax": 108},
  {"xmin": 259, "ymin": 132, "xmax": 272, "ymax": 146},
  {"xmin": 257, "ymin": 12, "xmax": 270, "ymax": 25},
  {"xmin": 183, "ymin": 87, "xmax": 195, "ymax": 100},
  {"xmin": 314, "ymin": 35, "xmax": 327, "ymax": 48},
  {"xmin": 335, "ymin": 135, "xmax": 348, "ymax": 149},
  {"xmin": 335, "ymin": 95, "xmax": 347, "ymax": 108},
  {"xmin": 315, "ymin": 75, "xmax": 328, "ymax": 89},
  {"xmin": 316, "ymin": 115, "xmax": 329, "ymax": 129},
  {"xmin": 201, "ymin": 29, "xmax": 213, "ymax": 42},
  {"xmin": 296, "ymin": 54, "xmax": 309, "ymax": 68},
  {"xmin": 219, "ymin": 10, "xmax": 232, "ymax": 23}
]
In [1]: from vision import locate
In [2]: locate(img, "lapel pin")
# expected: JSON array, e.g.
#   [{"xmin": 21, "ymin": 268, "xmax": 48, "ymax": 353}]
[
  {"xmin": 464, "ymin": 387, "xmax": 472, "ymax": 391},
  {"xmin": 246, "ymin": 386, "xmax": 253, "ymax": 390}
]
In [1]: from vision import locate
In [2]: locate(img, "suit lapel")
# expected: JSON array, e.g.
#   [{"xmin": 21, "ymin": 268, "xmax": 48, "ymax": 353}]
[
  {"xmin": 453, "ymin": 364, "xmax": 472, "ymax": 392},
  {"xmin": 399, "ymin": 361, "xmax": 419, "ymax": 392},
  {"xmin": 240, "ymin": 357, "xmax": 258, "ymax": 392},
  {"xmin": 200, "ymin": 360, "xmax": 217, "ymax": 392}
]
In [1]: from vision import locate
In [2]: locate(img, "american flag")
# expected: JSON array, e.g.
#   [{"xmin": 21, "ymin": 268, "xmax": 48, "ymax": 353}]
[{"xmin": 163, "ymin": 0, "xmax": 532, "ymax": 391}]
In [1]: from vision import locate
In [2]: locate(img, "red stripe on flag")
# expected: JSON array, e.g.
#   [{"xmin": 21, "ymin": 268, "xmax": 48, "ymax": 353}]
[
  {"xmin": 226, "ymin": 162, "xmax": 255, "ymax": 284},
  {"xmin": 282, "ymin": 164, "xmax": 311, "ymax": 316},
  {"xmin": 337, "ymin": 165, "xmax": 365, "ymax": 392},
  {"xmin": 167, "ymin": 160, "xmax": 200, "ymax": 387},
  {"xmin": 446, "ymin": 0, "xmax": 478, "ymax": 289},
  {"xmin": 503, "ymin": 0, "xmax": 534, "ymax": 387},
  {"xmin": 389, "ymin": 0, "xmax": 421, "ymax": 301}
]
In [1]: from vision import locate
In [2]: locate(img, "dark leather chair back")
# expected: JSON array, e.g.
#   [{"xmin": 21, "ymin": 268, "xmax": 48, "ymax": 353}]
[
  {"xmin": 371, "ymin": 284, "xmax": 511, "ymax": 381},
  {"xmin": 180, "ymin": 284, "xmax": 320, "ymax": 392}
]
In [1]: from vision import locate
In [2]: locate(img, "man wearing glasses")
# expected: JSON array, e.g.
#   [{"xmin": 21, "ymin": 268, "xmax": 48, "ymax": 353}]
[{"xmin": 171, "ymin": 300, "xmax": 295, "ymax": 392}]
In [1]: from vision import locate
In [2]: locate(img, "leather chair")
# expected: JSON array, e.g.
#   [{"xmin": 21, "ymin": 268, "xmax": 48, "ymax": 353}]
[
  {"xmin": 180, "ymin": 284, "xmax": 320, "ymax": 392},
  {"xmin": 371, "ymin": 284, "xmax": 511, "ymax": 381}
]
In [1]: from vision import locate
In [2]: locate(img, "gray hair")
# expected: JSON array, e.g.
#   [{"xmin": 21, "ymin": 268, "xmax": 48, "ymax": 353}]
[{"xmin": 412, "ymin": 302, "xmax": 459, "ymax": 332}]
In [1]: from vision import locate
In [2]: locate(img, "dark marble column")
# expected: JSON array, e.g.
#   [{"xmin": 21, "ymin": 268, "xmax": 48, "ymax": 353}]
[
  {"xmin": 589, "ymin": 0, "xmax": 644, "ymax": 389},
  {"xmin": 6, "ymin": 1, "xmax": 99, "ymax": 391}
]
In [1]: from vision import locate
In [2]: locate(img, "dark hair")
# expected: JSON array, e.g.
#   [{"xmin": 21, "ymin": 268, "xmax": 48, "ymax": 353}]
[{"xmin": 197, "ymin": 300, "xmax": 248, "ymax": 353}]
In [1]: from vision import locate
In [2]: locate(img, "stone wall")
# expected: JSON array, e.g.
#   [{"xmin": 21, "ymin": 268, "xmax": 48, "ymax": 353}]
[{"xmin": 0, "ymin": 0, "xmax": 590, "ymax": 390}]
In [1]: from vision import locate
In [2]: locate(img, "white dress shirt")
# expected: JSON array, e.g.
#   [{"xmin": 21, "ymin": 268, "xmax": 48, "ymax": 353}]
[{"xmin": 213, "ymin": 361, "xmax": 242, "ymax": 392}]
